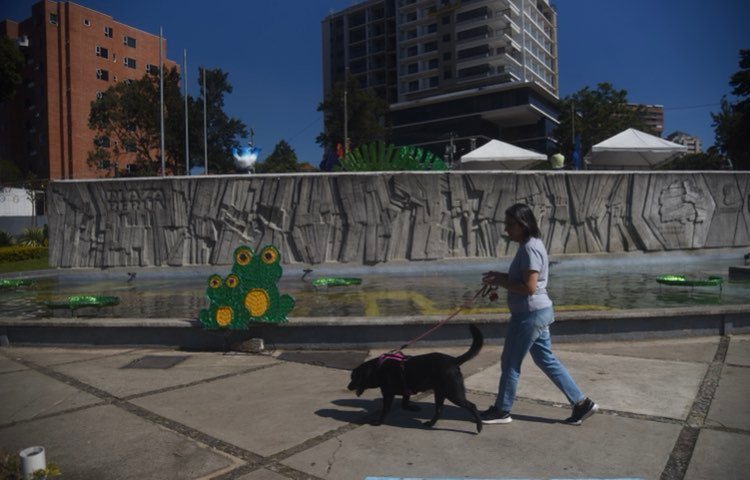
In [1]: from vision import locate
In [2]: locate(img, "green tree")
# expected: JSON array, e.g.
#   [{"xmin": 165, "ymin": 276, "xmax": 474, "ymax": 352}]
[
  {"xmin": 255, "ymin": 140, "xmax": 299, "ymax": 173},
  {"xmin": 657, "ymin": 147, "xmax": 728, "ymax": 170},
  {"xmin": 712, "ymin": 49, "xmax": 750, "ymax": 170},
  {"xmin": 316, "ymin": 75, "xmax": 391, "ymax": 152},
  {"xmin": 0, "ymin": 36, "xmax": 24, "ymax": 102},
  {"xmin": 88, "ymin": 67, "xmax": 184, "ymax": 176},
  {"xmin": 196, "ymin": 68, "xmax": 248, "ymax": 174},
  {"xmin": 87, "ymin": 67, "xmax": 247, "ymax": 176},
  {"xmin": 554, "ymin": 83, "xmax": 647, "ymax": 163}
]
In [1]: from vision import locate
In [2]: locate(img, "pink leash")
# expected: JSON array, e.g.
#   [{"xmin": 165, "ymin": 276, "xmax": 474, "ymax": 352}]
[{"xmin": 392, "ymin": 283, "xmax": 497, "ymax": 352}]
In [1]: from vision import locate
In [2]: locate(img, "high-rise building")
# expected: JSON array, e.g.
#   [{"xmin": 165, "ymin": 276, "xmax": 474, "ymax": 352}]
[
  {"xmin": 667, "ymin": 131, "xmax": 702, "ymax": 154},
  {"xmin": 627, "ymin": 103, "xmax": 664, "ymax": 137},
  {"xmin": 1, "ymin": 1, "xmax": 176, "ymax": 180},
  {"xmin": 321, "ymin": 0, "xmax": 560, "ymax": 165}
]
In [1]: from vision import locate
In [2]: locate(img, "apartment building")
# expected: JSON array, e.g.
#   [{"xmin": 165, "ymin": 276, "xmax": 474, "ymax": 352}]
[
  {"xmin": 0, "ymin": 1, "xmax": 176, "ymax": 180},
  {"xmin": 667, "ymin": 130, "xmax": 702, "ymax": 154},
  {"xmin": 628, "ymin": 103, "xmax": 664, "ymax": 137},
  {"xmin": 322, "ymin": 0, "xmax": 560, "ymax": 164}
]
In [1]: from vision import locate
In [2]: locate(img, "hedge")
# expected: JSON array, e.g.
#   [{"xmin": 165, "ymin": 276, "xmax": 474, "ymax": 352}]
[{"xmin": 0, "ymin": 245, "xmax": 48, "ymax": 263}]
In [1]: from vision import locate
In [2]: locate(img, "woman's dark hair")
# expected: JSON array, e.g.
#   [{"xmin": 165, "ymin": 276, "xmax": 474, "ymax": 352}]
[{"xmin": 505, "ymin": 203, "xmax": 541, "ymax": 239}]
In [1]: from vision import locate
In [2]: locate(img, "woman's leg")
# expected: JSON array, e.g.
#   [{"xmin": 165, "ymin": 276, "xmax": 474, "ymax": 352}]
[
  {"xmin": 529, "ymin": 328, "xmax": 585, "ymax": 405},
  {"xmin": 495, "ymin": 310, "xmax": 541, "ymax": 411}
]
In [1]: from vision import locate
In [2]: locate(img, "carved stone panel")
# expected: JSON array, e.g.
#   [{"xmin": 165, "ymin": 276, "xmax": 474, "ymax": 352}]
[{"xmin": 46, "ymin": 172, "xmax": 750, "ymax": 268}]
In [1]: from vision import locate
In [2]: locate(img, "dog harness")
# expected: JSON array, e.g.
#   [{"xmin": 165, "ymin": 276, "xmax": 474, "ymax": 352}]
[{"xmin": 377, "ymin": 351, "xmax": 414, "ymax": 395}]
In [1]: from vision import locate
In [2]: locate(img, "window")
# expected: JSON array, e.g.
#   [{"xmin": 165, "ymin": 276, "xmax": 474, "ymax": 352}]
[
  {"xmin": 49, "ymin": 13, "xmax": 58, "ymax": 25},
  {"xmin": 104, "ymin": 26, "xmax": 113, "ymax": 38},
  {"xmin": 146, "ymin": 63, "xmax": 159, "ymax": 74},
  {"xmin": 124, "ymin": 57, "xmax": 136, "ymax": 69},
  {"xmin": 123, "ymin": 140, "xmax": 137, "ymax": 152},
  {"xmin": 96, "ymin": 68, "xmax": 109, "ymax": 81},
  {"xmin": 408, "ymin": 80, "xmax": 419, "ymax": 92},
  {"xmin": 95, "ymin": 46, "xmax": 108, "ymax": 59},
  {"xmin": 83, "ymin": 19, "xmax": 90, "ymax": 26},
  {"xmin": 123, "ymin": 35, "xmax": 136, "ymax": 48},
  {"xmin": 94, "ymin": 135, "xmax": 110, "ymax": 148}
]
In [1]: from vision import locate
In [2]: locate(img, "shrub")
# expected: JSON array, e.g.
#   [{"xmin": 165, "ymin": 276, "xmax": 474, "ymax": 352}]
[
  {"xmin": 0, "ymin": 230, "xmax": 14, "ymax": 247},
  {"xmin": 18, "ymin": 227, "xmax": 46, "ymax": 247},
  {"xmin": 0, "ymin": 245, "xmax": 48, "ymax": 263}
]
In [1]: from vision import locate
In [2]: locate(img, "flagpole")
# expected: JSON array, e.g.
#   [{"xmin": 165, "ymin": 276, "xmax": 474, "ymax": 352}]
[
  {"xmin": 159, "ymin": 27, "xmax": 165, "ymax": 176},
  {"xmin": 203, "ymin": 67, "xmax": 208, "ymax": 175},
  {"xmin": 184, "ymin": 49, "xmax": 189, "ymax": 175}
]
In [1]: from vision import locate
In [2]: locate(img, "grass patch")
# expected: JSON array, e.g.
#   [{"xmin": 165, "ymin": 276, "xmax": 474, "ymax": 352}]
[{"xmin": 0, "ymin": 251, "xmax": 50, "ymax": 274}]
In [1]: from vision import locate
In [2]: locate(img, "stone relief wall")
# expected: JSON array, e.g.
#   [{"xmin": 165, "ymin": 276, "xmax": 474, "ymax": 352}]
[{"xmin": 46, "ymin": 172, "xmax": 750, "ymax": 268}]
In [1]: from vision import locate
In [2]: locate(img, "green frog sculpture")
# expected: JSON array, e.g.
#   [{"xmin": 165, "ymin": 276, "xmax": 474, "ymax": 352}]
[{"xmin": 199, "ymin": 245, "xmax": 295, "ymax": 329}]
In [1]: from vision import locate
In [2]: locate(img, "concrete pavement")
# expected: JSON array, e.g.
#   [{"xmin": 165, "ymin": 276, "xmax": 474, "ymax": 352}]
[{"xmin": 1, "ymin": 333, "xmax": 749, "ymax": 479}]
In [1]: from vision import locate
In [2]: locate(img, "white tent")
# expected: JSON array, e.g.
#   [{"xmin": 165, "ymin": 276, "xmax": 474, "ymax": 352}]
[
  {"xmin": 586, "ymin": 128, "xmax": 688, "ymax": 170},
  {"xmin": 460, "ymin": 139, "xmax": 546, "ymax": 170}
]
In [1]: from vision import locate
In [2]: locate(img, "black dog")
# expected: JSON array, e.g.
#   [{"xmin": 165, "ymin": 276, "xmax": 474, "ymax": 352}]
[{"xmin": 347, "ymin": 324, "xmax": 483, "ymax": 433}]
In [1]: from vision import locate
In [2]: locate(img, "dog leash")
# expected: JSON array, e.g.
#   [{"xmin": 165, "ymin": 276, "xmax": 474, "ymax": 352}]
[{"xmin": 391, "ymin": 283, "xmax": 498, "ymax": 352}]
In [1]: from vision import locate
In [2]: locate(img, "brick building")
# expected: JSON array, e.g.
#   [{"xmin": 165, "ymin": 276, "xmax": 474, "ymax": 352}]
[{"xmin": 1, "ymin": 1, "xmax": 176, "ymax": 180}]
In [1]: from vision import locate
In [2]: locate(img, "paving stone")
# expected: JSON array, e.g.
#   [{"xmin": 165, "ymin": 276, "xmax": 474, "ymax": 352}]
[
  {"xmin": 466, "ymin": 350, "xmax": 707, "ymax": 419},
  {"xmin": 2, "ymin": 347, "xmax": 135, "ymax": 367},
  {"xmin": 130, "ymin": 362, "xmax": 361, "ymax": 457},
  {"xmin": 236, "ymin": 467, "xmax": 291, "ymax": 480},
  {"xmin": 726, "ymin": 334, "xmax": 750, "ymax": 366},
  {"xmin": 0, "ymin": 405, "xmax": 240, "ymax": 479},
  {"xmin": 554, "ymin": 335, "xmax": 720, "ymax": 363},
  {"xmin": 684, "ymin": 429, "xmax": 750, "ymax": 480},
  {"xmin": 282, "ymin": 393, "xmax": 681, "ymax": 480},
  {"xmin": 0, "ymin": 355, "xmax": 26, "ymax": 374},
  {"xmin": 0, "ymin": 369, "xmax": 101, "ymax": 425},
  {"xmin": 706, "ymin": 365, "xmax": 750, "ymax": 431},
  {"xmin": 52, "ymin": 350, "xmax": 278, "ymax": 397}
]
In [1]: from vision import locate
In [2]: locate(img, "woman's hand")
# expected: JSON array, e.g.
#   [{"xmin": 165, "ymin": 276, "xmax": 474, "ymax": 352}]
[{"xmin": 482, "ymin": 271, "xmax": 508, "ymax": 287}]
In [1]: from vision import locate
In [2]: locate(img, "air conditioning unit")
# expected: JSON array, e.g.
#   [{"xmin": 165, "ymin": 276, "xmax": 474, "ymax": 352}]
[{"xmin": 17, "ymin": 35, "xmax": 29, "ymax": 47}]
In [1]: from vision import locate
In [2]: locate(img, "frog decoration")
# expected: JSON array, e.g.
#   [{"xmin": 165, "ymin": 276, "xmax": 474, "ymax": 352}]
[{"xmin": 199, "ymin": 245, "xmax": 295, "ymax": 329}]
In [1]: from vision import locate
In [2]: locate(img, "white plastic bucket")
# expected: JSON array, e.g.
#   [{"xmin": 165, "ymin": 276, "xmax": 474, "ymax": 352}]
[{"xmin": 19, "ymin": 446, "xmax": 46, "ymax": 479}]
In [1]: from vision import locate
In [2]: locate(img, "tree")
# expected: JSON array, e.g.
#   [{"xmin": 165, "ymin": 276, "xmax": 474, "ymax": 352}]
[
  {"xmin": 553, "ymin": 83, "xmax": 647, "ymax": 164},
  {"xmin": 712, "ymin": 49, "xmax": 750, "ymax": 170},
  {"xmin": 657, "ymin": 147, "xmax": 728, "ymax": 170},
  {"xmin": 255, "ymin": 140, "xmax": 300, "ymax": 173},
  {"xmin": 316, "ymin": 75, "xmax": 391, "ymax": 153},
  {"xmin": 87, "ymin": 67, "xmax": 247, "ymax": 176},
  {"xmin": 196, "ymin": 68, "xmax": 248, "ymax": 174},
  {"xmin": 88, "ymin": 67, "xmax": 184, "ymax": 176},
  {"xmin": 0, "ymin": 36, "xmax": 23, "ymax": 102}
]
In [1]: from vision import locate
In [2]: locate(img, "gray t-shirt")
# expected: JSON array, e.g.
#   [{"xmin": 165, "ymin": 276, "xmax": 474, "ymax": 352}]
[{"xmin": 507, "ymin": 237, "xmax": 553, "ymax": 313}]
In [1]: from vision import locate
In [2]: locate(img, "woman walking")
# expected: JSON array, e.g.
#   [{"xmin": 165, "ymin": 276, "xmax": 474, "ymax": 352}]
[{"xmin": 480, "ymin": 203, "xmax": 598, "ymax": 425}]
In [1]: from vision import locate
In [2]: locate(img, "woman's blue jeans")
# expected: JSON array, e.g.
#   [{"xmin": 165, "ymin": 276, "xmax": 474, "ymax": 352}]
[{"xmin": 495, "ymin": 306, "xmax": 585, "ymax": 411}]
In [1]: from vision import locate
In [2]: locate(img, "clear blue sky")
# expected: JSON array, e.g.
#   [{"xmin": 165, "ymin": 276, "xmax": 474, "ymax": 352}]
[{"xmin": 3, "ymin": 0, "xmax": 748, "ymax": 165}]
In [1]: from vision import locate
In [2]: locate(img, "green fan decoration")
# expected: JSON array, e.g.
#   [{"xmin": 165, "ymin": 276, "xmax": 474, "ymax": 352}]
[
  {"xmin": 199, "ymin": 245, "xmax": 295, "ymax": 330},
  {"xmin": 337, "ymin": 140, "xmax": 447, "ymax": 172}
]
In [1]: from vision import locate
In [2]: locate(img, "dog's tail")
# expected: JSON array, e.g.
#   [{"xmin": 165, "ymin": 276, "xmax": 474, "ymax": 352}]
[{"xmin": 455, "ymin": 324, "xmax": 483, "ymax": 365}]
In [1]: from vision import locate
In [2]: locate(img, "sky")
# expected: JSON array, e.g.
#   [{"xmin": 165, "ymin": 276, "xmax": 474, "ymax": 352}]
[{"xmin": 2, "ymin": 0, "xmax": 749, "ymax": 166}]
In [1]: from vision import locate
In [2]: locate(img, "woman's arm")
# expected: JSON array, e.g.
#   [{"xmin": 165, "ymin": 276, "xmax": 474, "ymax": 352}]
[{"xmin": 483, "ymin": 270, "xmax": 539, "ymax": 295}]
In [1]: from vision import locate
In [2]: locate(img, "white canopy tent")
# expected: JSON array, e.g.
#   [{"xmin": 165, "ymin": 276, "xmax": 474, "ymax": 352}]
[
  {"xmin": 459, "ymin": 139, "xmax": 547, "ymax": 170},
  {"xmin": 585, "ymin": 128, "xmax": 688, "ymax": 170}
]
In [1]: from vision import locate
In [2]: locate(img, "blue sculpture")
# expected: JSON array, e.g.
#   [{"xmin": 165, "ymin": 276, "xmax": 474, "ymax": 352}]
[{"xmin": 232, "ymin": 145, "xmax": 262, "ymax": 173}]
